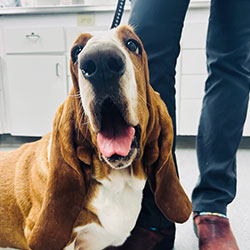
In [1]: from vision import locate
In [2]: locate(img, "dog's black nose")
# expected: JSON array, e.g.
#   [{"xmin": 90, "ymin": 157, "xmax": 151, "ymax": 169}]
[{"xmin": 80, "ymin": 43, "xmax": 125, "ymax": 87}]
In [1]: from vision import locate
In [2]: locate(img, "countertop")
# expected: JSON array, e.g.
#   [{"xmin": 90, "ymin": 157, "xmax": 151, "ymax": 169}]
[{"xmin": 0, "ymin": 1, "xmax": 210, "ymax": 16}]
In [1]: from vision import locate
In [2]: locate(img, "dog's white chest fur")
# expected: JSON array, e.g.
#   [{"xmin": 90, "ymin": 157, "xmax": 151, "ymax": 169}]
[{"xmin": 72, "ymin": 169, "xmax": 146, "ymax": 250}]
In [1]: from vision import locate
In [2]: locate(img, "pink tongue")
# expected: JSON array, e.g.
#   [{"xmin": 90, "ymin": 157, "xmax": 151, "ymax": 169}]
[{"xmin": 97, "ymin": 125, "xmax": 135, "ymax": 158}]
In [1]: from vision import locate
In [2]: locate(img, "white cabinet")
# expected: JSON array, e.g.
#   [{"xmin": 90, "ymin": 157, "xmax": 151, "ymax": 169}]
[
  {"xmin": 3, "ymin": 3, "xmax": 249, "ymax": 138},
  {"xmin": 6, "ymin": 55, "xmax": 67, "ymax": 136},
  {"xmin": 3, "ymin": 27, "xmax": 67, "ymax": 136}
]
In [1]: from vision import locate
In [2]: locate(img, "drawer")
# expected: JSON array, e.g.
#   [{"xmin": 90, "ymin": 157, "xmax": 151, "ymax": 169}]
[
  {"xmin": 181, "ymin": 75, "xmax": 206, "ymax": 99},
  {"xmin": 4, "ymin": 27, "xmax": 65, "ymax": 54},
  {"xmin": 178, "ymin": 99, "xmax": 202, "ymax": 136},
  {"xmin": 179, "ymin": 97, "xmax": 250, "ymax": 136},
  {"xmin": 181, "ymin": 23, "xmax": 208, "ymax": 49},
  {"xmin": 0, "ymin": 29, "xmax": 3, "ymax": 56},
  {"xmin": 181, "ymin": 49, "xmax": 207, "ymax": 75}
]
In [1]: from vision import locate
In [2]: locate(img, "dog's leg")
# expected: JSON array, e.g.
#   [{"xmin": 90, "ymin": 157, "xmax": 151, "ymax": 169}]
[{"xmin": 74, "ymin": 223, "xmax": 121, "ymax": 250}]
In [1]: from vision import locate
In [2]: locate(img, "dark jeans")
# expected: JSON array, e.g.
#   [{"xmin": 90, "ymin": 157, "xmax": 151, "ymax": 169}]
[
  {"xmin": 129, "ymin": 0, "xmax": 250, "ymax": 228},
  {"xmin": 192, "ymin": 0, "xmax": 250, "ymax": 215}
]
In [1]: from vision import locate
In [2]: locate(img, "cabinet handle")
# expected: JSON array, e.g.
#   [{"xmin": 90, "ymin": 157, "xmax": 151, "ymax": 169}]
[
  {"xmin": 56, "ymin": 63, "xmax": 60, "ymax": 77},
  {"xmin": 26, "ymin": 32, "xmax": 40, "ymax": 39}
]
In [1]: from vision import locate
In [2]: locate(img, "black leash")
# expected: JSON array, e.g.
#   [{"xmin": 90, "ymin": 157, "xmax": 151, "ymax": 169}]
[{"xmin": 110, "ymin": 0, "xmax": 127, "ymax": 29}]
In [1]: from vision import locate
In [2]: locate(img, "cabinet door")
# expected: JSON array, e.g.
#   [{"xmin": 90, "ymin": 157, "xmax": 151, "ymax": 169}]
[
  {"xmin": 0, "ymin": 92, "xmax": 3, "ymax": 134},
  {"xmin": 6, "ymin": 55, "xmax": 67, "ymax": 136},
  {"xmin": 0, "ymin": 57, "xmax": 4, "ymax": 134}
]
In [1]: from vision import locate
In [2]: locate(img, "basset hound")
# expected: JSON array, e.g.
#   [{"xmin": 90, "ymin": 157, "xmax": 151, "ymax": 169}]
[{"xmin": 0, "ymin": 25, "xmax": 191, "ymax": 250}]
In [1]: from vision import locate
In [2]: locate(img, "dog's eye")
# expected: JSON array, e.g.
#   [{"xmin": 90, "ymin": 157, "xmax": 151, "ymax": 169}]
[
  {"xmin": 126, "ymin": 39, "xmax": 140, "ymax": 55},
  {"xmin": 71, "ymin": 45, "xmax": 83, "ymax": 64}
]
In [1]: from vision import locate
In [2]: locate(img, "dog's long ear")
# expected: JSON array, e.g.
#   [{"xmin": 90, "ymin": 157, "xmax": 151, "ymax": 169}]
[
  {"xmin": 28, "ymin": 34, "xmax": 94, "ymax": 250},
  {"xmin": 144, "ymin": 86, "xmax": 192, "ymax": 224},
  {"xmin": 28, "ymin": 78, "xmax": 89, "ymax": 250}
]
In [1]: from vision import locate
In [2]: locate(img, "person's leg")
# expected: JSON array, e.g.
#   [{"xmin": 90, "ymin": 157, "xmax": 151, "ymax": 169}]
[
  {"xmin": 192, "ymin": 0, "xmax": 250, "ymax": 248},
  {"xmin": 192, "ymin": 0, "xmax": 250, "ymax": 216},
  {"xmin": 129, "ymin": 0, "xmax": 190, "ymax": 232}
]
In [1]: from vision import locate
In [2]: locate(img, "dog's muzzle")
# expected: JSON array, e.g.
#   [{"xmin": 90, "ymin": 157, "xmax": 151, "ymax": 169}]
[{"xmin": 79, "ymin": 43, "xmax": 139, "ymax": 166}]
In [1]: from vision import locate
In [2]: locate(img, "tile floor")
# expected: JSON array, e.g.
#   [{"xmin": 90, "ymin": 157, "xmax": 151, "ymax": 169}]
[{"xmin": 1, "ymin": 136, "xmax": 250, "ymax": 250}]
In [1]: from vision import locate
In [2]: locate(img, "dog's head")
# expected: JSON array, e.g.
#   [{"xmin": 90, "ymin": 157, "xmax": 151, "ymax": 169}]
[
  {"xmin": 70, "ymin": 26, "xmax": 148, "ymax": 169},
  {"xmin": 28, "ymin": 26, "xmax": 192, "ymax": 250}
]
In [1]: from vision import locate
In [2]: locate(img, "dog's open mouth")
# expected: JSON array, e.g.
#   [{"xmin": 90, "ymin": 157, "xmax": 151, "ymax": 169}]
[{"xmin": 96, "ymin": 98, "xmax": 138, "ymax": 160}]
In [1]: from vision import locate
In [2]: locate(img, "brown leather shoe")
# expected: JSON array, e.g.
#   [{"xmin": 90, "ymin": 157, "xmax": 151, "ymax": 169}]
[
  {"xmin": 104, "ymin": 224, "xmax": 175, "ymax": 250},
  {"xmin": 193, "ymin": 214, "xmax": 239, "ymax": 250}
]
